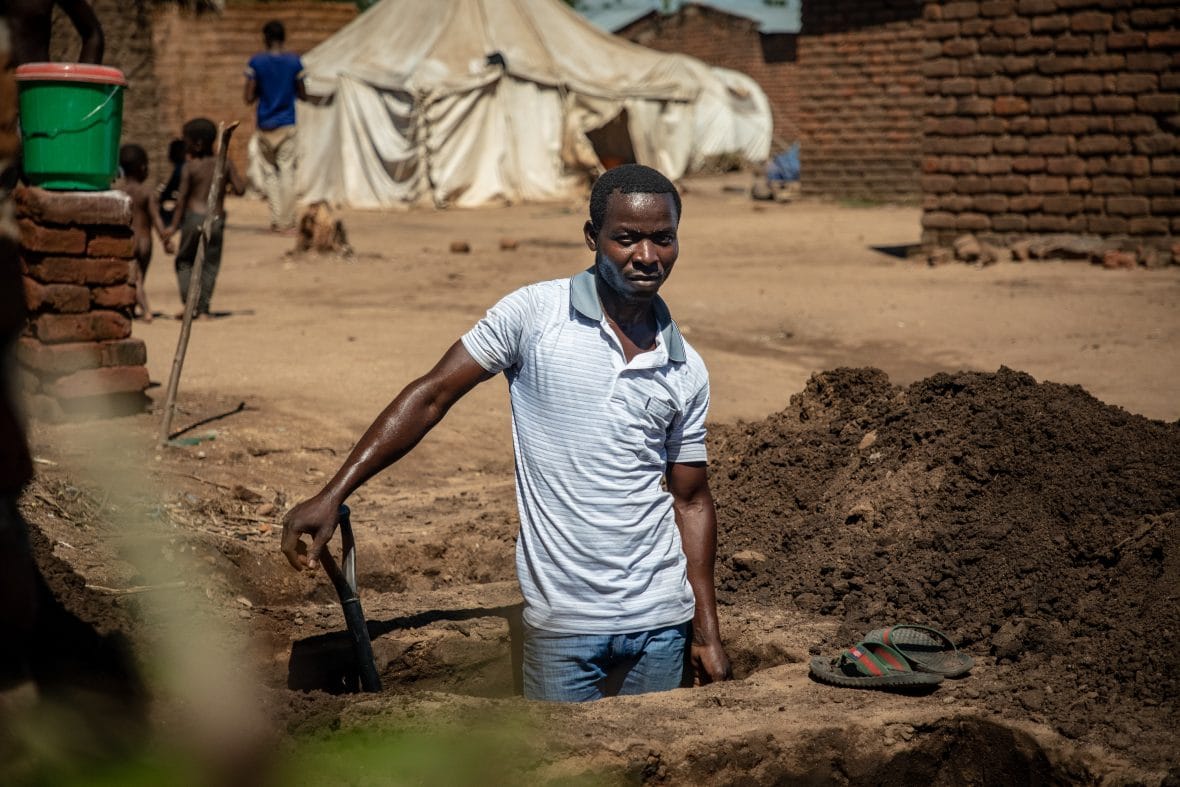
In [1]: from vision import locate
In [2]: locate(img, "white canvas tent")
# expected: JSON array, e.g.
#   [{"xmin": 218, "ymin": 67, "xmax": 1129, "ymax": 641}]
[{"xmin": 297, "ymin": 0, "xmax": 771, "ymax": 208}]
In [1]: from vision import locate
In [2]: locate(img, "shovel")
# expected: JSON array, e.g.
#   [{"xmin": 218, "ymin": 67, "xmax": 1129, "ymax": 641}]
[{"xmin": 318, "ymin": 504, "xmax": 381, "ymax": 693}]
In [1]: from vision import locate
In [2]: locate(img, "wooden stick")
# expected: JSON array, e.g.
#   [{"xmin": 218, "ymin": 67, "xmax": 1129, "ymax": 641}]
[
  {"xmin": 86, "ymin": 581, "xmax": 188, "ymax": 595},
  {"xmin": 149, "ymin": 469, "xmax": 234, "ymax": 490},
  {"xmin": 158, "ymin": 121, "xmax": 241, "ymax": 447},
  {"xmin": 32, "ymin": 493, "xmax": 71, "ymax": 518},
  {"xmin": 223, "ymin": 512, "xmax": 274, "ymax": 525}
]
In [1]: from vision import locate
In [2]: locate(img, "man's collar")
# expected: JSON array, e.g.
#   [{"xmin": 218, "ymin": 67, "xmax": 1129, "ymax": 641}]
[{"xmin": 569, "ymin": 268, "xmax": 686, "ymax": 363}]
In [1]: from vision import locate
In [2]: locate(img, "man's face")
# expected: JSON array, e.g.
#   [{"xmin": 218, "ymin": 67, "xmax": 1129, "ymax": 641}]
[{"xmin": 585, "ymin": 191, "xmax": 679, "ymax": 302}]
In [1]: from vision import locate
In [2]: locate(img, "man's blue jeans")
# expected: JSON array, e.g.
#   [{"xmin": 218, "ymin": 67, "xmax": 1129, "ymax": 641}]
[{"xmin": 522, "ymin": 622, "xmax": 689, "ymax": 702}]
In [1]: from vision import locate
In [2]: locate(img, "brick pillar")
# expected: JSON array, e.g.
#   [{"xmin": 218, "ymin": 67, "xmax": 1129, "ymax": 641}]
[{"xmin": 15, "ymin": 186, "xmax": 150, "ymax": 420}]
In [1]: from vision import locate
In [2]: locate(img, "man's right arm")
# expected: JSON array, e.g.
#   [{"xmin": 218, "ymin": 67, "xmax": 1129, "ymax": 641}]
[{"xmin": 281, "ymin": 341, "xmax": 494, "ymax": 570}]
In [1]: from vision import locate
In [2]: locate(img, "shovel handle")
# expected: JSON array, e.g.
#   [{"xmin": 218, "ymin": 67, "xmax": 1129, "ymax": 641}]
[
  {"xmin": 319, "ymin": 505, "xmax": 355, "ymax": 601},
  {"xmin": 318, "ymin": 504, "xmax": 381, "ymax": 692},
  {"xmin": 339, "ymin": 596, "xmax": 380, "ymax": 692}
]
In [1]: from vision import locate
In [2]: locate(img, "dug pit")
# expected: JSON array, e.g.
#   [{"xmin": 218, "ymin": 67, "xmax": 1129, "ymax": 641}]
[{"xmin": 284, "ymin": 600, "xmax": 806, "ymax": 699}]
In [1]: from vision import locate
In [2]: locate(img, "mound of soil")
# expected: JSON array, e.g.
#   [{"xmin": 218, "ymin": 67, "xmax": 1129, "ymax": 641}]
[{"xmin": 710, "ymin": 367, "xmax": 1179, "ymax": 763}]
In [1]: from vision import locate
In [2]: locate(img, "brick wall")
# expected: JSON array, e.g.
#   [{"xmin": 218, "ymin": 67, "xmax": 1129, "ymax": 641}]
[
  {"xmin": 151, "ymin": 1, "xmax": 357, "ymax": 176},
  {"xmin": 921, "ymin": 0, "xmax": 1179, "ymax": 250},
  {"xmin": 617, "ymin": 6, "xmax": 801, "ymax": 145},
  {"xmin": 796, "ymin": 0, "xmax": 927, "ymax": 202},
  {"xmin": 618, "ymin": 2, "xmax": 927, "ymax": 202},
  {"xmin": 51, "ymin": 0, "xmax": 166, "ymax": 178}
]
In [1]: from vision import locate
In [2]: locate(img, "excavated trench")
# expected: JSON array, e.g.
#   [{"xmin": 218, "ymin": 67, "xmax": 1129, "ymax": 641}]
[
  {"xmin": 280, "ymin": 615, "xmax": 1109, "ymax": 785},
  {"xmin": 284, "ymin": 603, "xmax": 802, "ymax": 698},
  {"xmin": 7, "ymin": 569, "xmax": 1107, "ymax": 787},
  {"xmin": 273, "ymin": 365, "xmax": 1180, "ymax": 783},
  {"xmin": 14, "ymin": 364, "xmax": 1177, "ymax": 783},
  {"xmin": 287, "ymin": 606, "xmax": 522, "ymax": 697},
  {"xmin": 14, "ymin": 505, "xmax": 1141, "ymax": 785}
]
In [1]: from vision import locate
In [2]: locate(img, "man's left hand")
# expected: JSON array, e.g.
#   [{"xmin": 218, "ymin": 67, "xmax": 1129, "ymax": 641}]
[{"xmin": 691, "ymin": 637, "xmax": 732, "ymax": 685}]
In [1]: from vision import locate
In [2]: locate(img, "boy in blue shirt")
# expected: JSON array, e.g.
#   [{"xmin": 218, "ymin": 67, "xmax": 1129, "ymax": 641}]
[{"xmin": 244, "ymin": 20, "xmax": 306, "ymax": 233}]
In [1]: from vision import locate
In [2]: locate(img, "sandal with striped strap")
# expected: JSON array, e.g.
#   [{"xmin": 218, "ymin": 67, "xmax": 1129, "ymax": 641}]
[
  {"xmin": 861, "ymin": 624, "xmax": 974, "ymax": 678},
  {"xmin": 809, "ymin": 641, "xmax": 945, "ymax": 689}
]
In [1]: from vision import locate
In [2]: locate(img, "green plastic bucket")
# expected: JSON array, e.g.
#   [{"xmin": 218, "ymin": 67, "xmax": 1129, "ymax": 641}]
[{"xmin": 15, "ymin": 63, "xmax": 126, "ymax": 191}]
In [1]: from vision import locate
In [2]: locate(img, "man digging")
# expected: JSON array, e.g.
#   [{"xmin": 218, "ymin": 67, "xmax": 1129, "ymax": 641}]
[{"xmin": 282, "ymin": 165, "xmax": 731, "ymax": 701}]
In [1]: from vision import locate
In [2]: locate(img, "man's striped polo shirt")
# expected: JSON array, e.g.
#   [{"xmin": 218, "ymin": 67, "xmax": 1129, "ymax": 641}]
[{"xmin": 461, "ymin": 269, "xmax": 709, "ymax": 634}]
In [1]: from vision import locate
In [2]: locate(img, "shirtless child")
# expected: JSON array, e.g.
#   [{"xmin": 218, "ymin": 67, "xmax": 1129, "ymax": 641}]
[
  {"xmin": 163, "ymin": 118, "xmax": 246, "ymax": 318},
  {"xmin": 115, "ymin": 144, "xmax": 171, "ymax": 322}
]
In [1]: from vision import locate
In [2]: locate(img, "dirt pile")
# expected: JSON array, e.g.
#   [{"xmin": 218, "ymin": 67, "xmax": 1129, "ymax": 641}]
[{"xmin": 710, "ymin": 367, "xmax": 1179, "ymax": 761}]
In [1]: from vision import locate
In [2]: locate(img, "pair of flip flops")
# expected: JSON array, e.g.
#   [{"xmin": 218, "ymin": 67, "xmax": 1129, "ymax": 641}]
[{"xmin": 809, "ymin": 624, "xmax": 973, "ymax": 690}]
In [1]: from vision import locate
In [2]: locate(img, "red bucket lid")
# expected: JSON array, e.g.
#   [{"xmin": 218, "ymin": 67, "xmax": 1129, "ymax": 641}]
[{"xmin": 15, "ymin": 62, "xmax": 127, "ymax": 87}]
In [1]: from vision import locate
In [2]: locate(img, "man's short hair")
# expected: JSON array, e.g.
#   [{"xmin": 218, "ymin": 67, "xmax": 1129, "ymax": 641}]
[
  {"xmin": 182, "ymin": 118, "xmax": 217, "ymax": 156},
  {"xmin": 263, "ymin": 20, "xmax": 285, "ymax": 45},
  {"xmin": 589, "ymin": 164, "xmax": 681, "ymax": 232},
  {"xmin": 119, "ymin": 143, "xmax": 147, "ymax": 175}
]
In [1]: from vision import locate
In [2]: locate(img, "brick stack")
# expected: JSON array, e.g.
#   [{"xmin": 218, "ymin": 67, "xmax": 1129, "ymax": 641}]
[
  {"xmin": 921, "ymin": 0, "xmax": 1180, "ymax": 252},
  {"xmin": 796, "ymin": 0, "xmax": 927, "ymax": 202},
  {"xmin": 15, "ymin": 186, "xmax": 150, "ymax": 420}
]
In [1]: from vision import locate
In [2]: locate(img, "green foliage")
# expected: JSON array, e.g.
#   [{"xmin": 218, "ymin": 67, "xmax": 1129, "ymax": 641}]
[
  {"xmin": 2, "ymin": 742, "xmax": 203, "ymax": 787},
  {"xmin": 5, "ymin": 711, "xmax": 610, "ymax": 787},
  {"xmin": 278, "ymin": 717, "xmax": 609, "ymax": 786}
]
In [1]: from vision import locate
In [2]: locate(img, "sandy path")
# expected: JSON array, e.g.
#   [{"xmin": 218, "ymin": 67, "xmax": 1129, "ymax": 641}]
[{"xmin": 136, "ymin": 178, "xmax": 1179, "ymax": 443}]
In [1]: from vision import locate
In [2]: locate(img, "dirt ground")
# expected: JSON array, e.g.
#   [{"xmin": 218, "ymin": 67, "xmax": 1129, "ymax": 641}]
[{"xmin": 9, "ymin": 175, "xmax": 1180, "ymax": 784}]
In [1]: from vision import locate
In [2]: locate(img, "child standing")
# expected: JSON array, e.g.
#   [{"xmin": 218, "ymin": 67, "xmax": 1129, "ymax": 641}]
[
  {"xmin": 115, "ymin": 144, "xmax": 172, "ymax": 322},
  {"xmin": 163, "ymin": 118, "xmax": 246, "ymax": 318}
]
